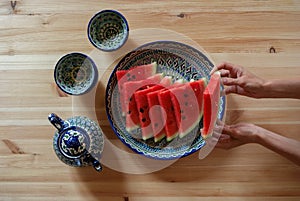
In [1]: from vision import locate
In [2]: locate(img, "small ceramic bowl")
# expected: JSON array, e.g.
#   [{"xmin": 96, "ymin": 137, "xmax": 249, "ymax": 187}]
[
  {"xmin": 87, "ymin": 10, "xmax": 129, "ymax": 51},
  {"xmin": 54, "ymin": 52, "xmax": 98, "ymax": 95}
]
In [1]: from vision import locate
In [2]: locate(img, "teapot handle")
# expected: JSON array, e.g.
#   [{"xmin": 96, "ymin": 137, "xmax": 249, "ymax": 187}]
[{"xmin": 48, "ymin": 113, "xmax": 69, "ymax": 132}]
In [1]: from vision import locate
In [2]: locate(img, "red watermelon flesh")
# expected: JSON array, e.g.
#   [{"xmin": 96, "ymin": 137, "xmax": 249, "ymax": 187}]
[
  {"xmin": 157, "ymin": 89, "xmax": 179, "ymax": 142},
  {"xmin": 116, "ymin": 62, "xmax": 157, "ymax": 116},
  {"xmin": 170, "ymin": 78, "xmax": 207, "ymax": 138},
  {"xmin": 134, "ymin": 76, "xmax": 172, "ymax": 140},
  {"xmin": 147, "ymin": 80, "xmax": 185, "ymax": 142},
  {"xmin": 147, "ymin": 90, "xmax": 166, "ymax": 142},
  {"xmin": 202, "ymin": 72, "xmax": 221, "ymax": 138},
  {"xmin": 123, "ymin": 73, "xmax": 163, "ymax": 132}
]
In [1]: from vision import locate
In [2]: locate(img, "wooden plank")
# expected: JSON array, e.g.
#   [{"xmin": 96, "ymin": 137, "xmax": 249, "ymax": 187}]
[
  {"xmin": 3, "ymin": 0, "xmax": 300, "ymax": 15},
  {"xmin": 130, "ymin": 197, "xmax": 300, "ymax": 201}
]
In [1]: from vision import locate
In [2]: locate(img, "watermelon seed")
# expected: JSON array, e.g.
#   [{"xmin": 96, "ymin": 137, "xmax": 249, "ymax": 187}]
[
  {"xmin": 142, "ymin": 118, "xmax": 146, "ymax": 122},
  {"xmin": 182, "ymin": 116, "xmax": 186, "ymax": 120},
  {"xmin": 185, "ymin": 102, "xmax": 189, "ymax": 106},
  {"xmin": 127, "ymin": 110, "xmax": 131, "ymax": 114},
  {"xmin": 139, "ymin": 108, "xmax": 144, "ymax": 113},
  {"xmin": 184, "ymin": 93, "xmax": 188, "ymax": 98},
  {"xmin": 131, "ymin": 75, "xmax": 136, "ymax": 79},
  {"xmin": 154, "ymin": 123, "xmax": 158, "ymax": 127}
]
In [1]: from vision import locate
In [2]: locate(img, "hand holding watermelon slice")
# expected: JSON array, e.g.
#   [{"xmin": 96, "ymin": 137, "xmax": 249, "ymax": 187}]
[{"xmin": 208, "ymin": 62, "xmax": 300, "ymax": 166}]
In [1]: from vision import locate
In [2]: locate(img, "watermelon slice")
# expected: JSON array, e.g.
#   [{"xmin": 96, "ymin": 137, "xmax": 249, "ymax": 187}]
[
  {"xmin": 123, "ymin": 73, "xmax": 163, "ymax": 132},
  {"xmin": 170, "ymin": 78, "xmax": 207, "ymax": 138},
  {"xmin": 134, "ymin": 76, "xmax": 172, "ymax": 140},
  {"xmin": 147, "ymin": 90, "xmax": 166, "ymax": 142},
  {"xmin": 202, "ymin": 72, "xmax": 221, "ymax": 139},
  {"xmin": 147, "ymin": 79, "xmax": 185, "ymax": 142},
  {"xmin": 116, "ymin": 62, "xmax": 157, "ymax": 116},
  {"xmin": 157, "ymin": 89, "xmax": 179, "ymax": 142}
]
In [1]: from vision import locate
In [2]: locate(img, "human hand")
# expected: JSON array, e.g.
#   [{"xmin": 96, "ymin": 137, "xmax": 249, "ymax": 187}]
[
  {"xmin": 210, "ymin": 62, "xmax": 267, "ymax": 98},
  {"xmin": 215, "ymin": 122, "xmax": 262, "ymax": 150}
]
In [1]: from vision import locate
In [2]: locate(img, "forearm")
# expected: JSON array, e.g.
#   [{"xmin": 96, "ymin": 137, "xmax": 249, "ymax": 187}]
[
  {"xmin": 263, "ymin": 78, "xmax": 300, "ymax": 99},
  {"xmin": 256, "ymin": 129, "xmax": 300, "ymax": 166}
]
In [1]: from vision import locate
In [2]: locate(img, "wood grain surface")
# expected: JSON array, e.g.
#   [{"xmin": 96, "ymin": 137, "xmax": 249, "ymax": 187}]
[{"xmin": 0, "ymin": 0, "xmax": 299, "ymax": 200}]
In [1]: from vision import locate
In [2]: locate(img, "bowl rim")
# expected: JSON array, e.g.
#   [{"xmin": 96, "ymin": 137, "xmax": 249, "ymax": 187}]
[
  {"xmin": 87, "ymin": 9, "xmax": 129, "ymax": 52},
  {"xmin": 54, "ymin": 52, "xmax": 98, "ymax": 96}
]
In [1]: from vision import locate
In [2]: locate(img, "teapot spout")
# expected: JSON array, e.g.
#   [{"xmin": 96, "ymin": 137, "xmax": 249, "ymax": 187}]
[
  {"xmin": 74, "ymin": 158, "xmax": 82, "ymax": 166},
  {"xmin": 85, "ymin": 153, "xmax": 102, "ymax": 172},
  {"xmin": 48, "ymin": 113, "xmax": 69, "ymax": 132},
  {"xmin": 92, "ymin": 160, "xmax": 102, "ymax": 172}
]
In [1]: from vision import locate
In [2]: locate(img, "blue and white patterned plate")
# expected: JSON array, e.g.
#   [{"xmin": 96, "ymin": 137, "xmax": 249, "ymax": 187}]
[{"xmin": 105, "ymin": 41, "xmax": 225, "ymax": 160}]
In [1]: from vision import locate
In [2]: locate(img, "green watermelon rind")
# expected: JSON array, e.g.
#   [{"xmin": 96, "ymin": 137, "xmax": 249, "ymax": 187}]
[
  {"xmin": 166, "ymin": 132, "xmax": 179, "ymax": 142},
  {"xmin": 154, "ymin": 132, "xmax": 166, "ymax": 142},
  {"xmin": 179, "ymin": 112, "xmax": 203, "ymax": 139},
  {"xmin": 126, "ymin": 124, "xmax": 140, "ymax": 133}
]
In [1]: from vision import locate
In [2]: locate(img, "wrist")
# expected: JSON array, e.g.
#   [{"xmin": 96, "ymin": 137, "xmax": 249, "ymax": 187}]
[
  {"xmin": 261, "ymin": 79, "xmax": 300, "ymax": 98},
  {"xmin": 254, "ymin": 127, "xmax": 274, "ymax": 146},
  {"xmin": 254, "ymin": 131, "xmax": 264, "ymax": 145},
  {"xmin": 262, "ymin": 80, "xmax": 277, "ymax": 98}
]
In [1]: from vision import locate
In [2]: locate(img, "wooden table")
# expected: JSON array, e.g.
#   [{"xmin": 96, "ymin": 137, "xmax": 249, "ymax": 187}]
[{"xmin": 0, "ymin": 0, "xmax": 299, "ymax": 200}]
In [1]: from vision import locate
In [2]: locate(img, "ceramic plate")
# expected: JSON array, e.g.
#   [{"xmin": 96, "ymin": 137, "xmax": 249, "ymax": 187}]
[{"xmin": 106, "ymin": 41, "xmax": 225, "ymax": 160}]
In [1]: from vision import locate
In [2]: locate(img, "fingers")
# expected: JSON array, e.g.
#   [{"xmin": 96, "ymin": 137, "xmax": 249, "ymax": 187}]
[
  {"xmin": 223, "ymin": 86, "xmax": 235, "ymax": 95},
  {"xmin": 221, "ymin": 124, "xmax": 234, "ymax": 136},
  {"xmin": 210, "ymin": 62, "xmax": 238, "ymax": 75},
  {"xmin": 222, "ymin": 77, "xmax": 242, "ymax": 86},
  {"xmin": 218, "ymin": 134, "xmax": 231, "ymax": 143},
  {"xmin": 215, "ymin": 138, "xmax": 242, "ymax": 150},
  {"xmin": 218, "ymin": 69, "xmax": 231, "ymax": 78}
]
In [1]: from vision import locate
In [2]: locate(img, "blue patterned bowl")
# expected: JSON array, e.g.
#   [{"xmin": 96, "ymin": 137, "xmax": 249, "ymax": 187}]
[
  {"xmin": 54, "ymin": 52, "xmax": 98, "ymax": 95},
  {"xmin": 105, "ymin": 41, "xmax": 226, "ymax": 160},
  {"xmin": 87, "ymin": 10, "xmax": 129, "ymax": 51}
]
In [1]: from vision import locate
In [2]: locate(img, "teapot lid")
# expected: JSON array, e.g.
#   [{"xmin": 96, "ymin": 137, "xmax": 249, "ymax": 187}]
[{"xmin": 58, "ymin": 127, "xmax": 90, "ymax": 158}]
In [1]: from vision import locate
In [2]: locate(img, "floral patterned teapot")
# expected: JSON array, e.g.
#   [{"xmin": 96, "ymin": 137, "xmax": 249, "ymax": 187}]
[{"xmin": 48, "ymin": 113, "xmax": 104, "ymax": 172}]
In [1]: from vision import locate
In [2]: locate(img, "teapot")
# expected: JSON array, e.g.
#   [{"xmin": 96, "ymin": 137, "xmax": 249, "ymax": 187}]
[{"xmin": 48, "ymin": 113, "xmax": 104, "ymax": 172}]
